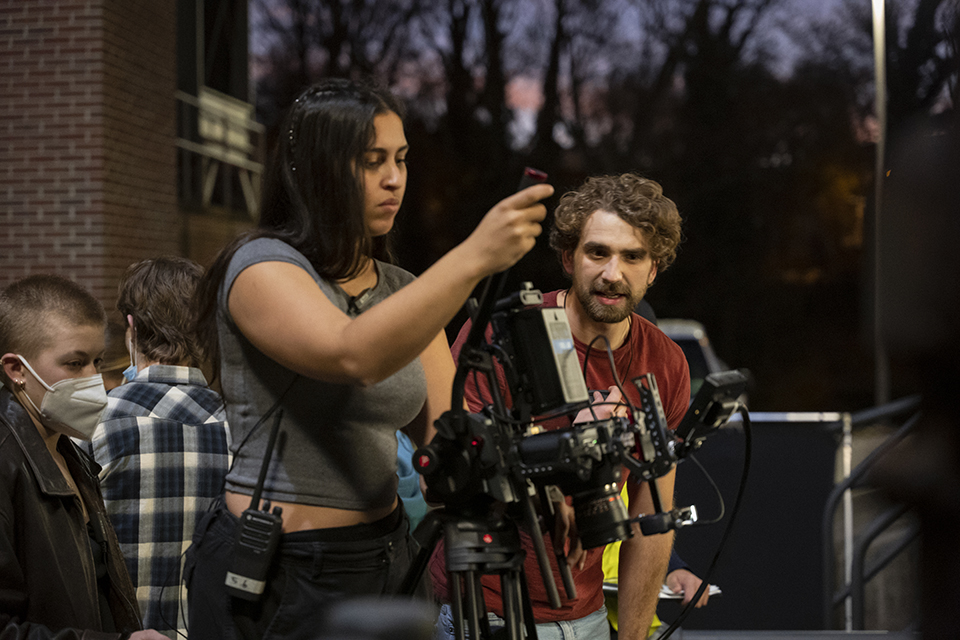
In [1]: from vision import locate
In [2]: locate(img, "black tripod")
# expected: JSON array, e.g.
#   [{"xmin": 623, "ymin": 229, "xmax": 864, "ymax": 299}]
[
  {"xmin": 399, "ymin": 263, "xmax": 579, "ymax": 640},
  {"xmin": 400, "ymin": 483, "xmax": 578, "ymax": 640},
  {"xmin": 397, "ymin": 370, "xmax": 579, "ymax": 639},
  {"xmin": 400, "ymin": 500, "xmax": 531, "ymax": 640}
]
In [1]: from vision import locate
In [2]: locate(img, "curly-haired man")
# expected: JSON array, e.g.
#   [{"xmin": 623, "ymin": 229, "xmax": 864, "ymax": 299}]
[{"xmin": 432, "ymin": 173, "xmax": 691, "ymax": 640}]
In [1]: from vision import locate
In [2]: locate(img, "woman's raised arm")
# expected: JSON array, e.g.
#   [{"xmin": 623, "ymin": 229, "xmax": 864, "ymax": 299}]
[{"xmin": 229, "ymin": 183, "xmax": 553, "ymax": 385}]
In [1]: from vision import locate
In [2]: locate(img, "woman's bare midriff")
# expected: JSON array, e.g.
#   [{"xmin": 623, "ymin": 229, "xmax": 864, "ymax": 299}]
[{"xmin": 225, "ymin": 490, "xmax": 398, "ymax": 533}]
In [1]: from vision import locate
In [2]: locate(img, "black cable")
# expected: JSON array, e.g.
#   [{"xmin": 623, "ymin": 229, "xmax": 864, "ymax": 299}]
[
  {"xmin": 155, "ymin": 390, "xmax": 295, "ymax": 638},
  {"xmin": 582, "ymin": 334, "xmax": 639, "ymax": 420},
  {"xmin": 469, "ymin": 368, "xmax": 487, "ymax": 408},
  {"xmin": 174, "ymin": 377, "xmax": 296, "ymax": 638},
  {"xmin": 454, "ymin": 273, "xmax": 510, "ymax": 412},
  {"xmin": 682, "ymin": 453, "xmax": 726, "ymax": 526},
  {"xmin": 157, "ymin": 545, "xmax": 191, "ymax": 639},
  {"xmin": 161, "ymin": 402, "xmax": 288, "ymax": 638},
  {"xmin": 656, "ymin": 407, "xmax": 752, "ymax": 640},
  {"xmin": 213, "ymin": 374, "xmax": 299, "ymax": 499},
  {"xmin": 469, "ymin": 344, "xmax": 518, "ymax": 413}
]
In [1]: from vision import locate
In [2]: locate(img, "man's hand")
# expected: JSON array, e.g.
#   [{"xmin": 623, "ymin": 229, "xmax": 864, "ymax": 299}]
[
  {"xmin": 545, "ymin": 486, "xmax": 586, "ymax": 571},
  {"xmin": 574, "ymin": 386, "xmax": 627, "ymax": 423},
  {"xmin": 665, "ymin": 568, "xmax": 711, "ymax": 608}
]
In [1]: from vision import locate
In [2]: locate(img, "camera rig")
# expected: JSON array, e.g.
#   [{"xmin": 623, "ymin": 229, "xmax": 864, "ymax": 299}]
[{"xmin": 400, "ymin": 278, "xmax": 748, "ymax": 640}]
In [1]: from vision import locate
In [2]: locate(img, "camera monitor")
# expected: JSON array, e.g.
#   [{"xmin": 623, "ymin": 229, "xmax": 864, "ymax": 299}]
[{"xmin": 674, "ymin": 370, "xmax": 748, "ymax": 454}]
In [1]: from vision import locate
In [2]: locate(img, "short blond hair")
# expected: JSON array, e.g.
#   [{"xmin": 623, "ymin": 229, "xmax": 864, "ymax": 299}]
[{"xmin": 0, "ymin": 275, "xmax": 106, "ymax": 386}]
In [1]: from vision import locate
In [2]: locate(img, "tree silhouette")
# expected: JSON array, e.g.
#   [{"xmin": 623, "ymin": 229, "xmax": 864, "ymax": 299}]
[
  {"xmin": 248, "ymin": 0, "xmax": 955, "ymax": 409},
  {"xmin": 251, "ymin": 0, "xmax": 418, "ymax": 129}
]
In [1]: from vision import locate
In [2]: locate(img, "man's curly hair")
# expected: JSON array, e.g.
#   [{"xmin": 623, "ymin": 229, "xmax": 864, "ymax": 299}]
[{"xmin": 549, "ymin": 174, "xmax": 683, "ymax": 270}]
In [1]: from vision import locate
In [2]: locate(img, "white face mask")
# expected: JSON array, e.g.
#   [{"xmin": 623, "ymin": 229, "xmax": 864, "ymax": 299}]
[{"xmin": 16, "ymin": 356, "xmax": 108, "ymax": 441}]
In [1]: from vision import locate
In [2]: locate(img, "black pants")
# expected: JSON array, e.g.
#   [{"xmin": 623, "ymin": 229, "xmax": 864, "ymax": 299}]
[{"xmin": 184, "ymin": 501, "xmax": 423, "ymax": 640}]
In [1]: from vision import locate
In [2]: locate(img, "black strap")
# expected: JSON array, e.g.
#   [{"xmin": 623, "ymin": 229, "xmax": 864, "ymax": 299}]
[{"xmin": 219, "ymin": 375, "xmax": 300, "ymax": 492}]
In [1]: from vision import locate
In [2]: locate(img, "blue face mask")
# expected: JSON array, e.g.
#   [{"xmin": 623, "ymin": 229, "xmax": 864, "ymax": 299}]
[{"xmin": 124, "ymin": 323, "xmax": 138, "ymax": 383}]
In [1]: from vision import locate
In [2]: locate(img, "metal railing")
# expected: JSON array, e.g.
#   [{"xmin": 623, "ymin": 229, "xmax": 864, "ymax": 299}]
[
  {"xmin": 821, "ymin": 395, "xmax": 922, "ymax": 631},
  {"xmin": 175, "ymin": 87, "xmax": 265, "ymax": 219}
]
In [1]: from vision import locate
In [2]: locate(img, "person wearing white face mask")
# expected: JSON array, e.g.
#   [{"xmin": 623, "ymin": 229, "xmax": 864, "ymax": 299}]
[
  {"xmin": 12, "ymin": 354, "xmax": 107, "ymax": 440},
  {"xmin": 0, "ymin": 274, "xmax": 166, "ymax": 640}
]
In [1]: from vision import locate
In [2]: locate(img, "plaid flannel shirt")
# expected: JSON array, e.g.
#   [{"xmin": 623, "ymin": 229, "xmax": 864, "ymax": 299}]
[{"xmin": 87, "ymin": 365, "xmax": 231, "ymax": 638}]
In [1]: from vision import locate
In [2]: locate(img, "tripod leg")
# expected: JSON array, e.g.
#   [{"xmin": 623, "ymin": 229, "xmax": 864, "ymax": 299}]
[
  {"xmin": 518, "ymin": 568, "xmax": 539, "ymax": 639},
  {"xmin": 465, "ymin": 571, "xmax": 490, "ymax": 640},
  {"xmin": 538, "ymin": 485, "xmax": 577, "ymax": 600},
  {"xmin": 500, "ymin": 573, "xmax": 514, "ymax": 639},
  {"xmin": 517, "ymin": 480, "xmax": 562, "ymax": 609},
  {"xmin": 475, "ymin": 572, "xmax": 492, "ymax": 639},
  {"xmin": 452, "ymin": 573, "xmax": 466, "ymax": 640},
  {"xmin": 399, "ymin": 511, "xmax": 444, "ymax": 596},
  {"xmin": 464, "ymin": 570, "xmax": 483, "ymax": 640},
  {"xmin": 500, "ymin": 571, "xmax": 525, "ymax": 640}
]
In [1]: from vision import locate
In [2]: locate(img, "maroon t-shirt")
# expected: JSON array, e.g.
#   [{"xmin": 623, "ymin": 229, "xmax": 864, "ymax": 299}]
[{"xmin": 429, "ymin": 290, "xmax": 690, "ymax": 622}]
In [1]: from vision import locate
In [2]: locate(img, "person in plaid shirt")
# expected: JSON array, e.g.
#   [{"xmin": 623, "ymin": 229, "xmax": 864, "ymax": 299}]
[{"xmin": 87, "ymin": 257, "xmax": 231, "ymax": 639}]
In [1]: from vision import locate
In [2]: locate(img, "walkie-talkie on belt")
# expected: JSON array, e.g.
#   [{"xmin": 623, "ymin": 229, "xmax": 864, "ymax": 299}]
[{"xmin": 225, "ymin": 410, "xmax": 285, "ymax": 600}]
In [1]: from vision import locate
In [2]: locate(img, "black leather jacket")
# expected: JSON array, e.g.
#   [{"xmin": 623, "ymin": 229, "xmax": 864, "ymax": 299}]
[{"xmin": 0, "ymin": 389, "xmax": 142, "ymax": 639}]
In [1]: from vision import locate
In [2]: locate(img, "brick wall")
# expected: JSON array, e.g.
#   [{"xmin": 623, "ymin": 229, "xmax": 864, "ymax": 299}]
[{"xmin": 0, "ymin": 0, "xmax": 178, "ymax": 312}]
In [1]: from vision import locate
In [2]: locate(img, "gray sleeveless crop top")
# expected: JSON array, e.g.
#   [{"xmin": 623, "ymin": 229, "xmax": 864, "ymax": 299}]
[{"xmin": 219, "ymin": 238, "xmax": 427, "ymax": 510}]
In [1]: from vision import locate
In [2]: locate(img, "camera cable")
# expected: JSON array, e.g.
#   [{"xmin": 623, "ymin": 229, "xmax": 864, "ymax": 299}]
[
  {"xmin": 655, "ymin": 406, "xmax": 752, "ymax": 639},
  {"xmin": 682, "ymin": 452, "xmax": 726, "ymax": 526}
]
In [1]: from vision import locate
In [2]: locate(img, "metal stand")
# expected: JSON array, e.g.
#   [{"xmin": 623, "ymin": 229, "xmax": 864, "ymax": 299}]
[{"xmin": 401, "ymin": 501, "xmax": 540, "ymax": 640}]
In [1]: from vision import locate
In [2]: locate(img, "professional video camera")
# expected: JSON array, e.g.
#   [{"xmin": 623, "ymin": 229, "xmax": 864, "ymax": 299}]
[
  {"xmin": 403, "ymin": 275, "xmax": 748, "ymax": 640},
  {"xmin": 415, "ymin": 281, "xmax": 746, "ymax": 535},
  {"xmin": 398, "ymin": 168, "xmax": 747, "ymax": 640}
]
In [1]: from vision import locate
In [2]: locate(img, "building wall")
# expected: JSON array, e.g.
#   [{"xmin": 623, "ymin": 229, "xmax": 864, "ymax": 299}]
[{"xmin": 1, "ymin": 0, "xmax": 178, "ymax": 311}]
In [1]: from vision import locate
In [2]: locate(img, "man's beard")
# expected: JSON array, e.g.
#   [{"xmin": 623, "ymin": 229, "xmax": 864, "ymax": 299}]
[{"xmin": 572, "ymin": 278, "xmax": 647, "ymax": 324}]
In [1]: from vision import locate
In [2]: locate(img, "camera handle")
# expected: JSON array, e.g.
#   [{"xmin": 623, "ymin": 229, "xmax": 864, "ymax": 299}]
[
  {"xmin": 514, "ymin": 474, "xmax": 565, "ymax": 609},
  {"xmin": 455, "ymin": 167, "xmax": 548, "ymax": 416},
  {"xmin": 635, "ymin": 504, "xmax": 699, "ymax": 536},
  {"xmin": 537, "ymin": 484, "xmax": 578, "ymax": 600}
]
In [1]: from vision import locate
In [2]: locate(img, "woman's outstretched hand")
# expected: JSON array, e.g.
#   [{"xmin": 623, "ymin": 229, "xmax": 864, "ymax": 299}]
[{"xmin": 460, "ymin": 183, "xmax": 554, "ymax": 277}]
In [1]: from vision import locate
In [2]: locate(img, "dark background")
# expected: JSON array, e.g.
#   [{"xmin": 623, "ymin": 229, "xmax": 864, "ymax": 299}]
[
  {"xmin": 669, "ymin": 419, "xmax": 839, "ymax": 630},
  {"xmin": 247, "ymin": 0, "xmax": 957, "ymax": 412}
]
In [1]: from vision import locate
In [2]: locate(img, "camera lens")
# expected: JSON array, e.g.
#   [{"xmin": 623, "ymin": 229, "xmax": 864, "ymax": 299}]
[{"xmin": 572, "ymin": 484, "xmax": 631, "ymax": 548}]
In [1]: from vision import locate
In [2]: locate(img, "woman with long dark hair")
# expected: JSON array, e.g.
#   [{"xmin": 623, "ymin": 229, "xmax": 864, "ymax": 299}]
[{"xmin": 185, "ymin": 78, "xmax": 552, "ymax": 638}]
